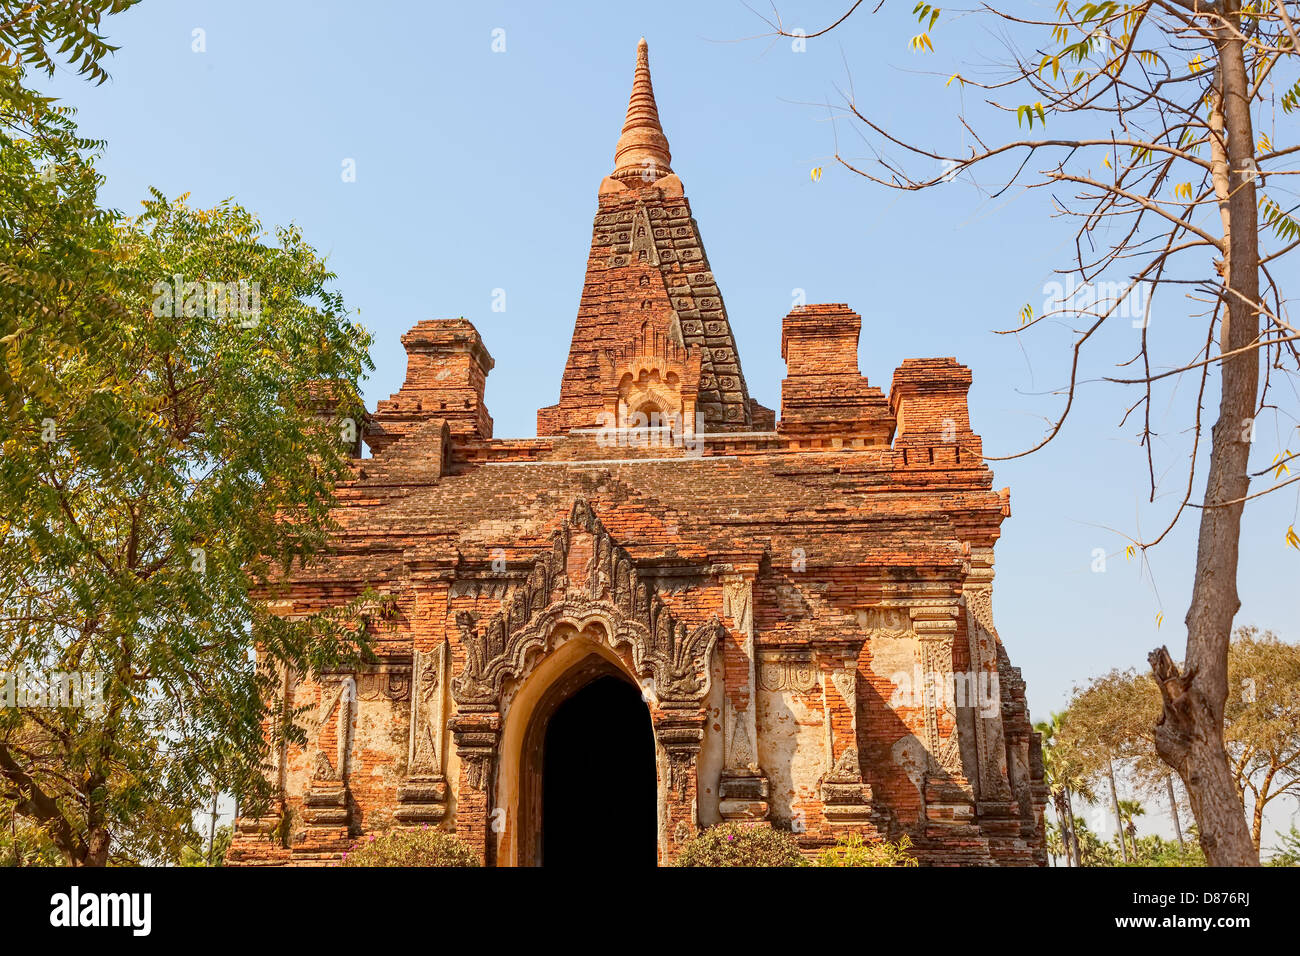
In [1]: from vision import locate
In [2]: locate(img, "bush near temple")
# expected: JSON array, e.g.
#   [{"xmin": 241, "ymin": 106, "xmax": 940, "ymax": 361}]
[
  {"xmin": 673, "ymin": 823, "xmax": 807, "ymax": 867},
  {"xmin": 339, "ymin": 828, "xmax": 480, "ymax": 867},
  {"xmin": 815, "ymin": 833, "xmax": 919, "ymax": 867}
]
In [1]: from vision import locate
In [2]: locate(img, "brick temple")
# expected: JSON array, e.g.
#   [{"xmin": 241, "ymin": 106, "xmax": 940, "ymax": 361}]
[{"xmin": 228, "ymin": 39, "xmax": 1047, "ymax": 866}]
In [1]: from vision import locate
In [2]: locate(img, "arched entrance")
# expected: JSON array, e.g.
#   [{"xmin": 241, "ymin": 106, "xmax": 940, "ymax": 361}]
[
  {"xmin": 541, "ymin": 675, "xmax": 657, "ymax": 867},
  {"xmin": 512, "ymin": 649, "xmax": 659, "ymax": 867}
]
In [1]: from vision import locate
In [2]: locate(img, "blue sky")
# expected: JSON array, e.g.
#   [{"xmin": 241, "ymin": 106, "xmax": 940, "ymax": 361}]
[{"xmin": 38, "ymin": 1, "xmax": 1298, "ymax": 842}]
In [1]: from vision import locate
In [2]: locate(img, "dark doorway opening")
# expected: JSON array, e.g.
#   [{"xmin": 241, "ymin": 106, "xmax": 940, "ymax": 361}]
[{"xmin": 541, "ymin": 674, "xmax": 657, "ymax": 866}]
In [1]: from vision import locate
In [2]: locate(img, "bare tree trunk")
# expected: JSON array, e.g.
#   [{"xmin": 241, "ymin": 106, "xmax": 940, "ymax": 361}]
[
  {"xmin": 1107, "ymin": 757, "xmax": 1128, "ymax": 863},
  {"xmin": 1149, "ymin": 11, "xmax": 1261, "ymax": 867},
  {"xmin": 1166, "ymin": 774, "xmax": 1184, "ymax": 848}
]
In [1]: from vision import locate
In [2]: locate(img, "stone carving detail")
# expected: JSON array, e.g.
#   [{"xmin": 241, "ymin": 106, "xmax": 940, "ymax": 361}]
[
  {"xmin": 721, "ymin": 577, "xmax": 758, "ymax": 773},
  {"xmin": 818, "ymin": 655, "xmax": 874, "ymax": 820},
  {"xmin": 966, "ymin": 585, "xmax": 996, "ymax": 633},
  {"xmin": 666, "ymin": 752, "xmax": 694, "ymax": 800},
  {"xmin": 464, "ymin": 754, "xmax": 492, "ymax": 792},
  {"xmin": 627, "ymin": 200, "xmax": 660, "ymax": 267},
  {"xmin": 452, "ymin": 499, "xmax": 721, "ymax": 706},
  {"xmin": 921, "ymin": 636, "xmax": 964, "ymax": 774},
  {"xmin": 857, "ymin": 606, "xmax": 912, "ymax": 635},
  {"xmin": 758, "ymin": 650, "xmax": 818, "ymax": 692},
  {"xmin": 313, "ymin": 751, "xmax": 336, "ymax": 782},
  {"xmin": 723, "ymin": 579, "xmax": 752, "ymax": 635},
  {"xmin": 725, "ymin": 710, "xmax": 754, "ymax": 768},
  {"xmin": 396, "ymin": 641, "xmax": 449, "ymax": 823},
  {"xmin": 831, "ymin": 746, "xmax": 861, "ymax": 777},
  {"xmin": 356, "ymin": 665, "xmax": 411, "ymax": 702},
  {"xmin": 964, "ymin": 579, "xmax": 1013, "ymax": 801},
  {"xmin": 830, "ymin": 668, "xmax": 857, "ymax": 724},
  {"xmin": 448, "ymin": 711, "xmax": 500, "ymax": 798},
  {"xmin": 409, "ymin": 644, "xmax": 445, "ymax": 776},
  {"xmin": 257, "ymin": 662, "xmax": 291, "ymax": 798},
  {"xmin": 308, "ymin": 675, "xmax": 355, "ymax": 783}
]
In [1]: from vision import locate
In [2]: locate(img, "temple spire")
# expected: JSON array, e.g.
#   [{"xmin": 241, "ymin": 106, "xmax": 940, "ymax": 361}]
[{"xmin": 610, "ymin": 38, "xmax": 673, "ymax": 185}]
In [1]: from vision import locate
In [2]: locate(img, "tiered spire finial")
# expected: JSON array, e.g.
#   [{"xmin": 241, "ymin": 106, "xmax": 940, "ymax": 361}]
[{"xmin": 610, "ymin": 38, "xmax": 673, "ymax": 185}]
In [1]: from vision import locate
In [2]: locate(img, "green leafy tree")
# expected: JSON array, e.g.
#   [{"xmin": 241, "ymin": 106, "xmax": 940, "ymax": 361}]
[
  {"xmin": 178, "ymin": 824, "xmax": 231, "ymax": 867},
  {"xmin": 1226, "ymin": 627, "xmax": 1300, "ymax": 848},
  {"xmin": 1044, "ymin": 820, "xmax": 1067, "ymax": 864},
  {"xmin": 1119, "ymin": 832, "xmax": 1207, "ymax": 866},
  {"xmin": 1117, "ymin": 798, "xmax": 1147, "ymax": 856},
  {"xmin": 1, "ymin": 1, "xmax": 139, "ymax": 87},
  {"xmin": 0, "ymin": 178, "xmax": 375, "ymax": 864},
  {"xmin": 0, "ymin": 810, "xmax": 63, "ymax": 866},
  {"xmin": 2, "ymin": 2, "xmax": 378, "ymax": 867},
  {"xmin": 1068, "ymin": 815, "xmax": 1124, "ymax": 867},
  {"xmin": 756, "ymin": 0, "xmax": 1300, "ymax": 867},
  {"xmin": 1061, "ymin": 629, "xmax": 1299, "ymax": 851},
  {"xmin": 1266, "ymin": 824, "xmax": 1300, "ymax": 865},
  {"xmin": 1037, "ymin": 711, "xmax": 1095, "ymax": 866},
  {"xmin": 1, "ymin": 0, "xmax": 141, "ymax": 416}
]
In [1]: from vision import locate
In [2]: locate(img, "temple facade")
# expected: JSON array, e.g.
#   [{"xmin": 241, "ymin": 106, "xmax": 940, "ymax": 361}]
[{"xmin": 228, "ymin": 39, "xmax": 1047, "ymax": 867}]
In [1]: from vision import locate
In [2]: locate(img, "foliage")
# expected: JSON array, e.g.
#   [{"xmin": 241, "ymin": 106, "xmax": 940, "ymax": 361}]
[
  {"xmin": 0, "ymin": 173, "xmax": 376, "ymax": 864},
  {"xmin": 1045, "ymin": 820, "xmax": 1067, "ymax": 862},
  {"xmin": 338, "ymin": 828, "xmax": 480, "ymax": 868},
  {"xmin": 673, "ymin": 822, "xmax": 808, "ymax": 867},
  {"xmin": 1064, "ymin": 813, "xmax": 1205, "ymax": 867},
  {"xmin": 1058, "ymin": 629, "xmax": 1300, "ymax": 850},
  {"xmin": 1, "ymin": 10, "xmax": 376, "ymax": 863},
  {"xmin": 1266, "ymin": 825, "xmax": 1300, "ymax": 867},
  {"xmin": 1119, "ymin": 834, "xmax": 1207, "ymax": 868},
  {"xmin": 0, "ymin": 1, "xmax": 140, "ymax": 86},
  {"xmin": 1068, "ymin": 816, "xmax": 1124, "ymax": 867},
  {"xmin": 814, "ymin": 832, "xmax": 918, "ymax": 867},
  {"xmin": 1037, "ymin": 711, "xmax": 1097, "ymax": 866},
  {"xmin": 1057, "ymin": 669, "xmax": 1164, "ymax": 791},
  {"xmin": 0, "ymin": 813, "xmax": 63, "ymax": 866},
  {"xmin": 178, "ymin": 824, "xmax": 231, "ymax": 867},
  {"xmin": 1225, "ymin": 627, "xmax": 1300, "ymax": 842}
]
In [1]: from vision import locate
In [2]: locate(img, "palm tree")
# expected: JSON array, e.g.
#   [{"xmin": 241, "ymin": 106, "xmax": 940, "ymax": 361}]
[
  {"xmin": 1117, "ymin": 799, "xmax": 1146, "ymax": 859},
  {"xmin": 1036, "ymin": 712, "xmax": 1095, "ymax": 867}
]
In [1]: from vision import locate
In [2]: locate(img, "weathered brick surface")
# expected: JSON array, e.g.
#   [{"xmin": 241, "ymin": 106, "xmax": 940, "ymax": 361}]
[{"xmin": 228, "ymin": 38, "xmax": 1046, "ymax": 867}]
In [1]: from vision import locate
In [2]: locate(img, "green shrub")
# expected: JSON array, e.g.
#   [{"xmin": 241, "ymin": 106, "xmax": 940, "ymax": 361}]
[
  {"xmin": 673, "ymin": 822, "xmax": 807, "ymax": 867},
  {"xmin": 1266, "ymin": 826, "xmax": 1300, "ymax": 867},
  {"xmin": 339, "ymin": 827, "xmax": 480, "ymax": 867},
  {"xmin": 814, "ymin": 833, "xmax": 919, "ymax": 867}
]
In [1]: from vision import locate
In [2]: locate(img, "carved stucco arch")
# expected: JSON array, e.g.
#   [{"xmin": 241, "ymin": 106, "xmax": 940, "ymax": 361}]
[
  {"xmin": 494, "ymin": 622, "xmax": 655, "ymax": 866},
  {"xmin": 451, "ymin": 499, "xmax": 723, "ymax": 710},
  {"xmin": 448, "ymin": 498, "xmax": 722, "ymax": 863},
  {"xmin": 456, "ymin": 596, "xmax": 719, "ymax": 709}
]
